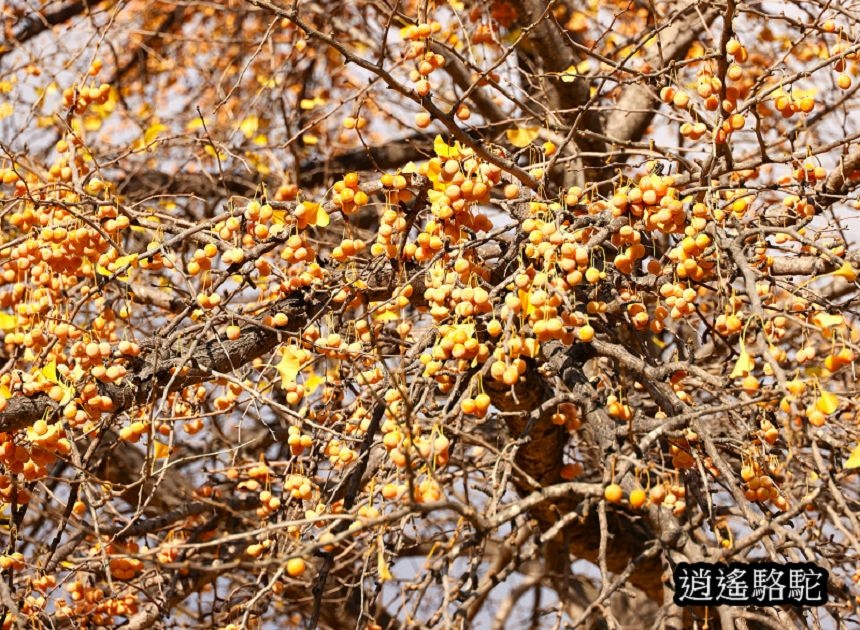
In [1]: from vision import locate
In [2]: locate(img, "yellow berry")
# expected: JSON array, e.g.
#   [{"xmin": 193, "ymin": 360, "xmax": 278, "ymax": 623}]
[{"xmin": 604, "ymin": 483, "xmax": 623, "ymax": 504}]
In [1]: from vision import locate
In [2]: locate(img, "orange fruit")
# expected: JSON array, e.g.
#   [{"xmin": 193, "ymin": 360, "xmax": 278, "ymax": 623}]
[
  {"xmin": 286, "ymin": 557, "xmax": 306, "ymax": 577},
  {"xmin": 604, "ymin": 483, "xmax": 623, "ymax": 504},
  {"xmin": 629, "ymin": 488, "xmax": 647, "ymax": 509},
  {"xmin": 577, "ymin": 324, "xmax": 595, "ymax": 342}
]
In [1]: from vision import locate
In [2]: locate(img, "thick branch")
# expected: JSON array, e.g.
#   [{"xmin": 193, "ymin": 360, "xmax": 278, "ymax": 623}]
[
  {"xmin": 604, "ymin": 3, "xmax": 719, "ymax": 147},
  {"xmin": 0, "ymin": 298, "xmax": 296, "ymax": 433},
  {"xmin": 819, "ymin": 147, "xmax": 860, "ymax": 205},
  {"xmin": 509, "ymin": 0, "xmax": 607, "ymax": 171},
  {"xmin": 2, "ymin": 1, "xmax": 90, "ymax": 62},
  {"xmin": 118, "ymin": 133, "xmax": 437, "ymax": 201}
]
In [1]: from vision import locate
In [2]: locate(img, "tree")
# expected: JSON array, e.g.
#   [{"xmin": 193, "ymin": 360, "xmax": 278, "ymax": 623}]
[{"xmin": 0, "ymin": 0, "xmax": 858, "ymax": 627}]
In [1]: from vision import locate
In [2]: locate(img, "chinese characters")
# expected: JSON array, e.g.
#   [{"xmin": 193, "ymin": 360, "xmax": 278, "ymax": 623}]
[{"xmin": 673, "ymin": 562, "xmax": 828, "ymax": 606}]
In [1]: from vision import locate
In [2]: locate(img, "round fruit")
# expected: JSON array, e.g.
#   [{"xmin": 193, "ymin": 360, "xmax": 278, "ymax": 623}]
[
  {"xmin": 629, "ymin": 488, "xmax": 647, "ymax": 509},
  {"xmin": 286, "ymin": 557, "xmax": 306, "ymax": 577},
  {"xmin": 604, "ymin": 483, "xmax": 623, "ymax": 504},
  {"xmin": 577, "ymin": 325, "xmax": 595, "ymax": 342}
]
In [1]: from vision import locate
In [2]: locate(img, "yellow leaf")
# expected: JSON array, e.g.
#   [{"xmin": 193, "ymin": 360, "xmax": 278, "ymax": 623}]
[
  {"xmin": 114, "ymin": 254, "xmax": 138, "ymax": 269},
  {"xmin": 506, "ymin": 127, "xmax": 540, "ymax": 148},
  {"xmin": 302, "ymin": 134, "xmax": 319, "ymax": 145},
  {"xmin": 257, "ymin": 74, "xmax": 278, "ymax": 88},
  {"xmin": 304, "ymin": 372, "xmax": 325, "ymax": 393},
  {"xmin": 844, "ymin": 443, "xmax": 860, "ymax": 469},
  {"xmin": 40, "ymin": 361, "xmax": 74, "ymax": 404},
  {"xmin": 812, "ymin": 312, "xmax": 844, "ymax": 329},
  {"xmin": 153, "ymin": 441, "xmax": 170, "ymax": 460},
  {"xmin": 239, "ymin": 115, "xmax": 259, "ymax": 138},
  {"xmin": 518, "ymin": 290, "xmax": 536, "ymax": 317},
  {"xmin": 560, "ymin": 65, "xmax": 578, "ymax": 83},
  {"xmin": 89, "ymin": 88, "xmax": 117, "ymax": 116},
  {"xmin": 297, "ymin": 201, "xmax": 329, "ymax": 228},
  {"xmin": 252, "ymin": 133, "xmax": 268, "ymax": 147},
  {"xmin": 0, "ymin": 102, "xmax": 12, "ymax": 120},
  {"xmin": 143, "ymin": 122, "xmax": 167, "ymax": 146},
  {"xmin": 427, "ymin": 188, "xmax": 446, "ymax": 209},
  {"xmin": 815, "ymin": 390, "xmax": 839, "ymax": 415},
  {"xmin": 276, "ymin": 348, "xmax": 302, "ymax": 389},
  {"xmin": 96, "ymin": 255, "xmax": 136, "ymax": 282},
  {"xmin": 0, "ymin": 385, "xmax": 10, "ymax": 399},
  {"xmin": 186, "ymin": 116, "xmax": 205, "ymax": 132},
  {"xmin": 730, "ymin": 346, "xmax": 755, "ymax": 378},
  {"xmin": 793, "ymin": 87, "xmax": 818, "ymax": 99},
  {"xmin": 377, "ymin": 546, "xmax": 393, "ymax": 582},
  {"xmin": 313, "ymin": 206, "xmax": 330, "ymax": 227},
  {"xmin": 83, "ymin": 115, "xmax": 102, "ymax": 131},
  {"xmin": 434, "ymin": 135, "xmax": 462, "ymax": 158},
  {"xmin": 0, "ymin": 313, "xmax": 16, "ymax": 331},
  {"xmin": 41, "ymin": 361, "xmax": 59, "ymax": 384},
  {"xmin": 374, "ymin": 311, "xmax": 399, "ymax": 322},
  {"xmin": 401, "ymin": 162, "xmax": 419, "ymax": 174},
  {"xmin": 204, "ymin": 145, "xmax": 227, "ymax": 160},
  {"xmin": 831, "ymin": 262, "xmax": 857, "ymax": 282},
  {"xmin": 272, "ymin": 210, "xmax": 288, "ymax": 225}
]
